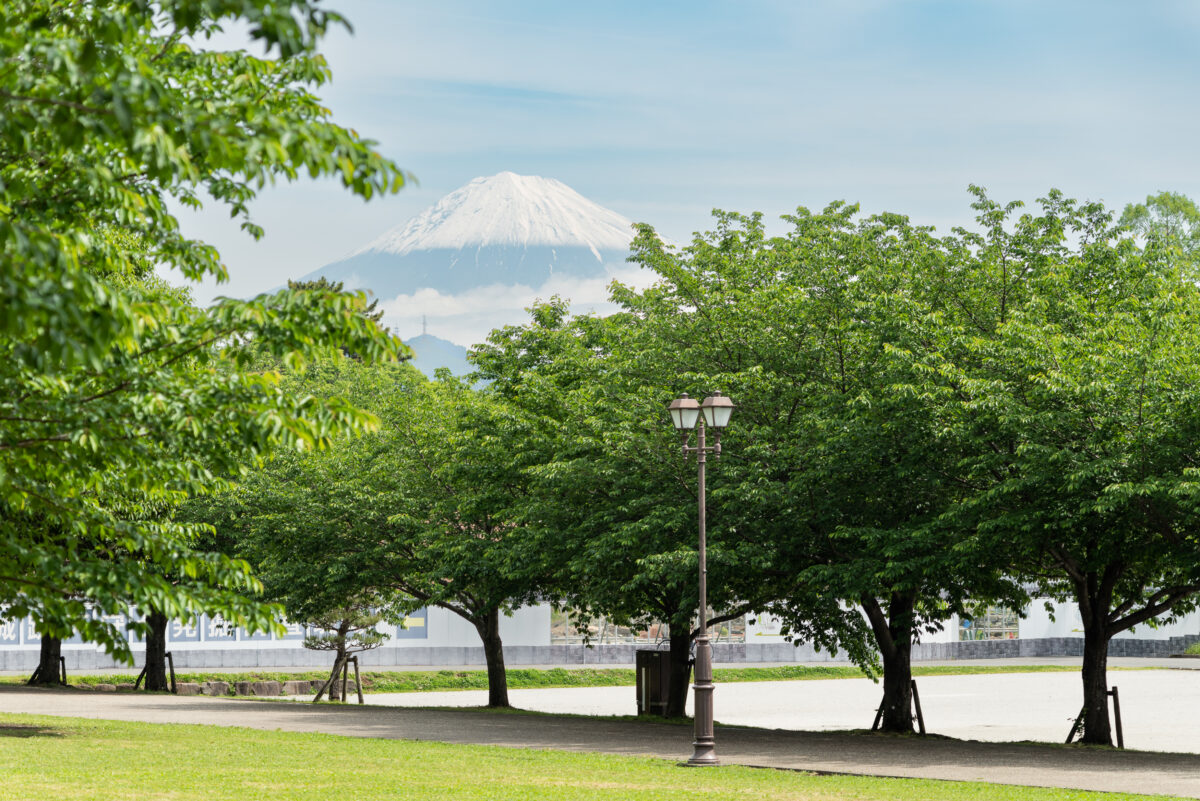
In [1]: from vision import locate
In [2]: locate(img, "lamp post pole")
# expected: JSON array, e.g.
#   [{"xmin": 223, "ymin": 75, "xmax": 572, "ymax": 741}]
[
  {"xmin": 667, "ymin": 391, "xmax": 734, "ymax": 767},
  {"xmin": 690, "ymin": 417, "xmax": 717, "ymax": 766}
]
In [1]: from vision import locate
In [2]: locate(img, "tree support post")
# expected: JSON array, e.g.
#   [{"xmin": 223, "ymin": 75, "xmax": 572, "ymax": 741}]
[
  {"xmin": 1066, "ymin": 687, "xmax": 1124, "ymax": 748},
  {"xmin": 312, "ymin": 656, "xmax": 345, "ymax": 703},
  {"xmin": 910, "ymin": 679, "xmax": 925, "ymax": 735},
  {"xmin": 351, "ymin": 655, "xmax": 364, "ymax": 704},
  {"xmin": 136, "ymin": 653, "xmax": 175, "ymax": 693},
  {"xmin": 1110, "ymin": 687, "xmax": 1124, "ymax": 749},
  {"xmin": 872, "ymin": 679, "xmax": 925, "ymax": 734}
]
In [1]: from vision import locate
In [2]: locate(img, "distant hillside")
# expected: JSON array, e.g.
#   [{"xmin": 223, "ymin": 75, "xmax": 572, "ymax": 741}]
[{"xmin": 405, "ymin": 333, "xmax": 471, "ymax": 378}]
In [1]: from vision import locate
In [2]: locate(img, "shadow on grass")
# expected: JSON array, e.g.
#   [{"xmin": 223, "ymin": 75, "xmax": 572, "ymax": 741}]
[{"xmin": 0, "ymin": 724, "xmax": 65, "ymax": 738}]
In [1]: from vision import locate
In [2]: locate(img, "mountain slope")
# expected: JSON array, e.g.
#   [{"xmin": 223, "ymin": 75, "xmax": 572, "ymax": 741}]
[
  {"xmin": 355, "ymin": 171, "xmax": 632, "ymax": 256},
  {"xmin": 301, "ymin": 172, "xmax": 634, "ymax": 298},
  {"xmin": 406, "ymin": 333, "xmax": 471, "ymax": 378}
]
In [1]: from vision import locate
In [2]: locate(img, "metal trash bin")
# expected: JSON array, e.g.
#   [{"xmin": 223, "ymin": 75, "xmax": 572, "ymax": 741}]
[{"xmin": 635, "ymin": 649, "xmax": 670, "ymax": 716}]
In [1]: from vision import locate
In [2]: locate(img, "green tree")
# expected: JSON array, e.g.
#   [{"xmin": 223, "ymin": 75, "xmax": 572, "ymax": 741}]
[
  {"xmin": 186, "ymin": 357, "xmax": 418, "ymax": 696},
  {"xmin": 473, "ymin": 301, "xmax": 767, "ymax": 717},
  {"xmin": 289, "ymin": 277, "xmax": 387, "ymax": 329},
  {"xmin": 1120, "ymin": 191, "xmax": 1200, "ymax": 257},
  {"xmin": 382, "ymin": 376, "xmax": 552, "ymax": 708},
  {"xmin": 306, "ymin": 600, "xmax": 390, "ymax": 703},
  {"xmin": 1, "ymin": 0, "xmax": 410, "ymax": 659},
  {"xmin": 194, "ymin": 358, "xmax": 549, "ymax": 708},
  {"xmin": 588, "ymin": 207, "xmax": 1019, "ymax": 732},
  {"xmin": 913, "ymin": 190, "xmax": 1200, "ymax": 745}
]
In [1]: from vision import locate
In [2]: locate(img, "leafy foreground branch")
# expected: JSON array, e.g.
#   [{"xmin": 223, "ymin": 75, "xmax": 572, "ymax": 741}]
[
  {"xmin": 0, "ymin": 0, "xmax": 410, "ymax": 661},
  {"xmin": 0, "ymin": 714, "xmax": 1171, "ymax": 801}
]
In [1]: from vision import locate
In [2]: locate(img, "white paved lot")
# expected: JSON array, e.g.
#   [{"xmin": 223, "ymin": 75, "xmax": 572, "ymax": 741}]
[{"xmin": 359, "ymin": 668, "xmax": 1200, "ymax": 753}]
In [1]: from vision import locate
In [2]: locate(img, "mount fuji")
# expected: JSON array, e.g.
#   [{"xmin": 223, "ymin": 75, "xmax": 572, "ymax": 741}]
[{"xmin": 301, "ymin": 172, "xmax": 636, "ymax": 299}]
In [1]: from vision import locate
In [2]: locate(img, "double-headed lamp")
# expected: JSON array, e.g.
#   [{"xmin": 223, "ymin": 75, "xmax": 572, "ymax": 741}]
[
  {"xmin": 667, "ymin": 393, "xmax": 700, "ymax": 430},
  {"xmin": 700, "ymin": 391, "xmax": 735, "ymax": 428}
]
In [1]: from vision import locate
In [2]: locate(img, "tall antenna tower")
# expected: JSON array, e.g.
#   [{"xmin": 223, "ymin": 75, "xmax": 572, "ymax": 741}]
[{"xmin": 422, "ymin": 315, "xmax": 427, "ymax": 336}]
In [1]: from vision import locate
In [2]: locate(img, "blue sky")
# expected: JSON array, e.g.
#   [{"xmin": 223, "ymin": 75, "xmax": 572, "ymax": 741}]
[{"xmin": 180, "ymin": 0, "xmax": 1200, "ymax": 338}]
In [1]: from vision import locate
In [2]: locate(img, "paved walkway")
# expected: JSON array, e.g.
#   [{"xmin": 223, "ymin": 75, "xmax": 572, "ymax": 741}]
[
  {"xmin": 362, "ymin": 669, "xmax": 1200, "ymax": 755},
  {"xmin": 2, "ymin": 686, "xmax": 1199, "ymax": 798},
  {"xmin": 4, "ymin": 654, "xmax": 1196, "ymax": 678}
]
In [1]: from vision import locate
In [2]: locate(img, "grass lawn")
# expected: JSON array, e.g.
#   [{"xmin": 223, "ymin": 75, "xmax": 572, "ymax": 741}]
[
  {"xmin": 0, "ymin": 712, "xmax": 1172, "ymax": 801},
  {"xmin": 21, "ymin": 662, "xmax": 1120, "ymax": 695}
]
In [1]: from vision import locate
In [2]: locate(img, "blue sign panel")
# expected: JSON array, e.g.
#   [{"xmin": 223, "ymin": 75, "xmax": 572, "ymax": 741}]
[
  {"xmin": 125, "ymin": 609, "xmax": 145, "ymax": 643},
  {"xmin": 201, "ymin": 614, "xmax": 236, "ymax": 642},
  {"xmin": 96, "ymin": 611, "xmax": 144, "ymax": 644},
  {"xmin": 238, "ymin": 625, "xmax": 271, "ymax": 641},
  {"xmin": 62, "ymin": 618, "xmax": 85, "ymax": 645},
  {"xmin": 395, "ymin": 608, "xmax": 428, "ymax": 640},
  {"xmin": 17, "ymin": 618, "xmax": 82, "ymax": 645},
  {"xmin": 0, "ymin": 618, "xmax": 20, "ymax": 646},
  {"xmin": 278, "ymin": 621, "xmax": 306, "ymax": 641},
  {"xmin": 168, "ymin": 617, "xmax": 201, "ymax": 643}
]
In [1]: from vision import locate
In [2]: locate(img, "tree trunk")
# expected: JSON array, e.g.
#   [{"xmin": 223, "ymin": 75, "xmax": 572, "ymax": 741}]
[
  {"xmin": 29, "ymin": 635, "xmax": 63, "ymax": 685},
  {"xmin": 313, "ymin": 653, "xmax": 345, "ymax": 703},
  {"xmin": 329, "ymin": 652, "xmax": 345, "ymax": 702},
  {"xmin": 863, "ymin": 591, "xmax": 917, "ymax": 734},
  {"xmin": 879, "ymin": 635, "xmax": 914, "ymax": 732},
  {"xmin": 476, "ymin": 608, "xmax": 509, "ymax": 708},
  {"xmin": 328, "ymin": 625, "xmax": 349, "ymax": 702},
  {"xmin": 1079, "ymin": 605, "xmax": 1113, "ymax": 746},
  {"xmin": 665, "ymin": 627, "xmax": 693, "ymax": 718},
  {"xmin": 142, "ymin": 610, "xmax": 169, "ymax": 692}
]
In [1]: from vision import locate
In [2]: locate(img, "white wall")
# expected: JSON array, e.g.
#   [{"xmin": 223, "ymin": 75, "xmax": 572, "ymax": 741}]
[
  {"xmin": 745, "ymin": 600, "xmax": 1200, "ymax": 649},
  {"xmin": 408, "ymin": 604, "xmax": 551, "ymax": 649},
  {"xmin": 5, "ymin": 598, "xmax": 1197, "ymax": 657},
  {"xmin": 1020, "ymin": 599, "xmax": 1200, "ymax": 640}
]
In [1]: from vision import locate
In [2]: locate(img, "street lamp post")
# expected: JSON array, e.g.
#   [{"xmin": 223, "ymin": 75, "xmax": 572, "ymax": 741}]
[{"xmin": 667, "ymin": 391, "xmax": 734, "ymax": 767}]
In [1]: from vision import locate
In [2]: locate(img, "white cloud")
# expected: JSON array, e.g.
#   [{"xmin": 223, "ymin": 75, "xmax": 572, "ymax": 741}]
[{"xmin": 380, "ymin": 263, "xmax": 657, "ymax": 347}]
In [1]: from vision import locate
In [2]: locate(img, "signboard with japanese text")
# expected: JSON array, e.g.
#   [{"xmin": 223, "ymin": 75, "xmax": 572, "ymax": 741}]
[
  {"xmin": 169, "ymin": 618, "xmax": 201, "ymax": 643},
  {"xmin": 202, "ymin": 614, "xmax": 236, "ymax": 642}
]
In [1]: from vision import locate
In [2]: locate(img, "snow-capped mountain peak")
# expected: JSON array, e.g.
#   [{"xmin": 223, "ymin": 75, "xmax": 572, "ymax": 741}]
[
  {"xmin": 349, "ymin": 172, "xmax": 634, "ymax": 259},
  {"xmin": 301, "ymin": 172, "xmax": 638, "ymax": 300}
]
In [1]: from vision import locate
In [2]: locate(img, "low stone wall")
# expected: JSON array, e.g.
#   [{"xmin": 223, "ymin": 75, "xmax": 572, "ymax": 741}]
[
  {"xmin": 909, "ymin": 633, "xmax": 1200, "ymax": 660},
  {"xmin": 2, "ymin": 634, "xmax": 1197, "ymax": 673}
]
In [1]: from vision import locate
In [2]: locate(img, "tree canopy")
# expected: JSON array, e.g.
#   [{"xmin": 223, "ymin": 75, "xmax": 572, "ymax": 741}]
[
  {"xmin": 603, "ymin": 207, "xmax": 1022, "ymax": 730},
  {"xmin": 0, "ymin": 0, "xmax": 410, "ymax": 658},
  {"xmin": 910, "ymin": 190, "xmax": 1200, "ymax": 744},
  {"xmin": 191, "ymin": 358, "xmax": 553, "ymax": 707},
  {"xmin": 472, "ymin": 299, "xmax": 775, "ymax": 716},
  {"xmin": 475, "ymin": 189, "xmax": 1200, "ymax": 738}
]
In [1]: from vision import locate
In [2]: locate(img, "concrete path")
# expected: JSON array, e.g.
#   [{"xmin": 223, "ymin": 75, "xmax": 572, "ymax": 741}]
[
  {"xmin": 5, "ymin": 654, "xmax": 1196, "ymax": 677},
  {"xmin": 2, "ymin": 686, "xmax": 1199, "ymax": 798},
  {"xmin": 361, "ymin": 669, "xmax": 1200, "ymax": 755}
]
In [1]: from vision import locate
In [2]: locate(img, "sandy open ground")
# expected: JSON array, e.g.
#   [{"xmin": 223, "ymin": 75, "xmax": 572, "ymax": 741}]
[{"xmin": 360, "ymin": 667, "xmax": 1200, "ymax": 754}]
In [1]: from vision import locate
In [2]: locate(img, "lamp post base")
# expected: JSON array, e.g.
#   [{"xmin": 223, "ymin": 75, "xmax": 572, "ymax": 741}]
[
  {"xmin": 686, "ymin": 636, "xmax": 718, "ymax": 766},
  {"xmin": 686, "ymin": 744, "xmax": 719, "ymax": 767}
]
